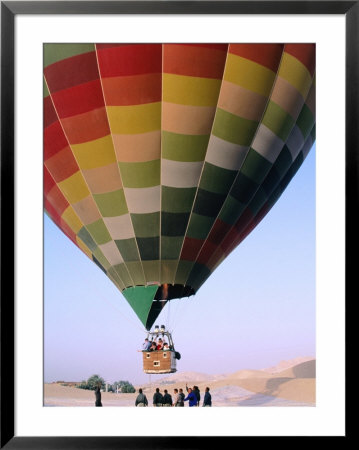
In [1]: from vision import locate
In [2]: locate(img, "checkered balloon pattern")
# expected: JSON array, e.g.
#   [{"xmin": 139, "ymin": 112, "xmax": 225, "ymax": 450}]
[{"xmin": 44, "ymin": 44, "xmax": 315, "ymax": 329}]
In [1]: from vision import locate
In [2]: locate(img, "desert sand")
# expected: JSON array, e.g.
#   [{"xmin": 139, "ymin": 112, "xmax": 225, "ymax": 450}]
[{"xmin": 44, "ymin": 357, "xmax": 315, "ymax": 407}]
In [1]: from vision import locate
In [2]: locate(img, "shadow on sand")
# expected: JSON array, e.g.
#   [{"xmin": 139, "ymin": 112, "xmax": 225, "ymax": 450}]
[
  {"xmin": 235, "ymin": 378, "xmax": 292, "ymax": 406},
  {"xmin": 236, "ymin": 360, "xmax": 316, "ymax": 406},
  {"xmin": 237, "ymin": 393, "xmax": 276, "ymax": 406},
  {"xmin": 263, "ymin": 376, "xmax": 293, "ymax": 397},
  {"xmin": 292, "ymin": 360, "xmax": 316, "ymax": 378}
]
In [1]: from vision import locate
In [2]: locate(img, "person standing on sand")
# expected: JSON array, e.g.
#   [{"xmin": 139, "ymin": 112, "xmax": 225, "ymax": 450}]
[
  {"xmin": 95, "ymin": 382, "xmax": 102, "ymax": 407},
  {"xmin": 135, "ymin": 388, "xmax": 148, "ymax": 406},
  {"xmin": 193, "ymin": 385, "xmax": 200, "ymax": 406},
  {"xmin": 203, "ymin": 387, "xmax": 212, "ymax": 407},
  {"xmin": 178, "ymin": 388, "xmax": 185, "ymax": 406},
  {"xmin": 153, "ymin": 387, "xmax": 163, "ymax": 406},
  {"xmin": 173, "ymin": 388, "xmax": 180, "ymax": 406},
  {"xmin": 186, "ymin": 384, "xmax": 200, "ymax": 406},
  {"xmin": 183, "ymin": 387, "xmax": 197, "ymax": 407},
  {"xmin": 162, "ymin": 389, "xmax": 172, "ymax": 406}
]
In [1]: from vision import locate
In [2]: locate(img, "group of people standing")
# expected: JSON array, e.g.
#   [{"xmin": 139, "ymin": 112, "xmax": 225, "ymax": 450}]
[
  {"xmin": 141, "ymin": 337, "xmax": 170, "ymax": 352},
  {"xmin": 135, "ymin": 385, "xmax": 212, "ymax": 407},
  {"xmin": 95, "ymin": 383, "xmax": 212, "ymax": 407}
]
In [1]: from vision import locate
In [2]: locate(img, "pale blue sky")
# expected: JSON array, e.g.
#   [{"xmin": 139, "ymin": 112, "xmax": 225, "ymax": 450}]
[{"xmin": 44, "ymin": 146, "xmax": 315, "ymax": 385}]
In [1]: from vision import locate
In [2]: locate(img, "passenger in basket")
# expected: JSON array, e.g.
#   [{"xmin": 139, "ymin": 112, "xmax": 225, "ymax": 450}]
[
  {"xmin": 149, "ymin": 341, "xmax": 157, "ymax": 351},
  {"xmin": 156, "ymin": 338, "xmax": 163, "ymax": 350},
  {"xmin": 142, "ymin": 338, "xmax": 152, "ymax": 351}
]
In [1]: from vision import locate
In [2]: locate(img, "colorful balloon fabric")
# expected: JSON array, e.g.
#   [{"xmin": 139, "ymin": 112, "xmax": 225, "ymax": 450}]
[{"xmin": 44, "ymin": 43, "xmax": 316, "ymax": 330}]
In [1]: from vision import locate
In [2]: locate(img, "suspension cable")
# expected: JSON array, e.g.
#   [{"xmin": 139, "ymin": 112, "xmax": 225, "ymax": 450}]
[{"xmin": 87, "ymin": 279, "xmax": 145, "ymax": 333}]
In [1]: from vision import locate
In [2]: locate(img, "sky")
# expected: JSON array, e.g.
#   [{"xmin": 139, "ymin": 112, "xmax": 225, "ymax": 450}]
[{"xmin": 44, "ymin": 146, "xmax": 315, "ymax": 386}]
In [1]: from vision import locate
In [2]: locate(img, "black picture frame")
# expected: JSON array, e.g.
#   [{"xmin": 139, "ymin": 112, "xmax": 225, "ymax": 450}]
[{"xmin": 1, "ymin": 1, "xmax": 354, "ymax": 447}]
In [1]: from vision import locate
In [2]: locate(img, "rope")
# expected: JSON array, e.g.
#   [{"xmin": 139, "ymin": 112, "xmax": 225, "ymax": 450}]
[
  {"xmin": 87, "ymin": 278, "xmax": 145, "ymax": 333},
  {"xmin": 168, "ymin": 296, "xmax": 190, "ymax": 333},
  {"xmin": 166, "ymin": 298, "xmax": 171, "ymax": 329}
]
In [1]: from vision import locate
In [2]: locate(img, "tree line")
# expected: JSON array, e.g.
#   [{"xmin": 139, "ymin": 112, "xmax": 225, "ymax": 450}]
[{"xmin": 77, "ymin": 374, "xmax": 136, "ymax": 393}]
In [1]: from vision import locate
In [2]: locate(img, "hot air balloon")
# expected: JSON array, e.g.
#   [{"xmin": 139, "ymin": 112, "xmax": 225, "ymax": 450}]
[{"xmin": 44, "ymin": 43, "xmax": 315, "ymax": 346}]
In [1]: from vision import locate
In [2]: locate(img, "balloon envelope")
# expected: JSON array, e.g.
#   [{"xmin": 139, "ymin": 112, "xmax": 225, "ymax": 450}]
[{"xmin": 44, "ymin": 43, "xmax": 315, "ymax": 330}]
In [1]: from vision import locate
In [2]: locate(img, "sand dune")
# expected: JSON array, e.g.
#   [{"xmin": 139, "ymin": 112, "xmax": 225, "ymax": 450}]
[
  {"xmin": 228, "ymin": 369, "xmax": 273, "ymax": 379},
  {"xmin": 45, "ymin": 357, "xmax": 315, "ymax": 407},
  {"xmin": 261, "ymin": 356, "xmax": 314, "ymax": 373},
  {"xmin": 277, "ymin": 359, "xmax": 316, "ymax": 379},
  {"xmin": 229, "ymin": 377, "xmax": 315, "ymax": 403},
  {"xmin": 143, "ymin": 357, "xmax": 316, "ymax": 404},
  {"xmin": 157, "ymin": 371, "xmax": 214, "ymax": 384}
]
